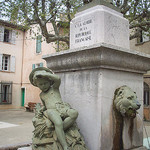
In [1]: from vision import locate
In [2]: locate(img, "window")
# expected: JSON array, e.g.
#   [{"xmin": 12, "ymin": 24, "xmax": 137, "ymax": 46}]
[
  {"xmin": 0, "ymin": 26, "xmax": 16, "ymax": 44},
  {"xmin": 36, "ymin": 35, "xmax": 42, "ymax": 53},
  {"xmin": 4, "ymin": 29, "xmax": 9, "ymax": 42},
  {"xmin": 144, "ymin": 82, "xmax": 149, "ymax": 106},
  {"xmin": 0, "ymin": 54, "xmax": 16, "ymax": 72},
  {"xmin": 32, "ymin": 63, "xmax": 43, "ymax": 70},
  {"xmin": 2, "ymin": 55, "xmax": 10, "ymax": 71},
  {"xmin": 137, "ymin": 30, "xmax": 150, "ymax": 43},
  {"xmin": 0, "ymin": 82, "xmax": 12, "ymax": 104}
]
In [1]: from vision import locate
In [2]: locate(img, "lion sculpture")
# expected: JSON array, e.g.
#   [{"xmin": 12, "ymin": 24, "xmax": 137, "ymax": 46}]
[
  {"xmin": 113, "ymin": 85, "xmax": 141, "ymax": 118},
  {"xmin": 113, "ymin": 86, "xmax": 141, "ymax": 150}
]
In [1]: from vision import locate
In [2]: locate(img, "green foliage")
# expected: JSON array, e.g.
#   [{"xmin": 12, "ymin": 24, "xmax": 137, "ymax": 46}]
[
  {"xmin": 113, "ymin": 0, "xmax": 150, "ymax": 39},
  {"xmin": 0, "ymin": 0, "xmax": 82, "ymax": 25}
]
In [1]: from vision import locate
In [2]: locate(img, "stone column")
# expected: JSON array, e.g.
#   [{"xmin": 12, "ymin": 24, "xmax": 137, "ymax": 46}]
[{"xmin": 43, "ymin": 2, "xmax": 150, "ymax": 150}]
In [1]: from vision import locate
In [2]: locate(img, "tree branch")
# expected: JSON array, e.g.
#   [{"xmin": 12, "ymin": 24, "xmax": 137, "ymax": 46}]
[
  {"xmin": 129, "ymin": 21, "xmax": 150, "ymax": 29},
  {"xmin": 33, "ymin": 0, "xmax": 40, "ymax": 21},
  {"xmin": 128, "ymin": 14, "xmax": 142, "ymax": 24},
  {"xmin": 121, "ymin": 5, "xmax": 130, "ymax": 15},
  {"xmin": 133, "ymin": 0, "xmax": 139, "ymax": 16},
  {"xmin": 66, "ymin": 0, "xmax": 71, "ymax": 23},
  {"xmin": 120, "ymin": 0, "xmax": 128, "ymax": 9},
  {"xmin": 32, "ymin": 0, "xmax": 49, "ymax": 38},
  {"xmin": 116, "ymin": 0, "xmax": 121, "ymax": 8},
  {"xmin": 83, "ymin": 0, "xmax": 93, "ymax": 5},
  {"xmin": 51, "ymin": 19, "xmax": 59, "ymax": 35},
  {"xmin": 46, "ymin": 34, "xmax": 69, "ymax": 45},
  {"xmin": 49, "ymin": 1, "xmax": 59, "ymax": 36},
  {"xmin": 41, "ymin": 0, "xmax": 46, "ymax": 21},
  {"xmin": 120, "ymin": 0, "xmax": 131, "ymax": 15},
  {"xmin": 130, "ymin": 28, "xmax": 142, "ymax": 40}
]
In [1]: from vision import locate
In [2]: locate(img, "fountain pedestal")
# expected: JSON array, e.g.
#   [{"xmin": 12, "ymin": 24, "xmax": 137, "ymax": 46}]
[
  {"xmin": 43, "ymin": 43, "xmax": 150, "ymax": 150},
  {"xmin": 43, "ymin": 2, "xmax": 150, "ymax": 150}
]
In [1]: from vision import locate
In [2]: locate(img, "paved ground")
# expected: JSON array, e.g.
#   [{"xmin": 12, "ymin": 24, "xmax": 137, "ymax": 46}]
[
  {"xmin": 144, "ymin": 121, "xmax": 150, "ymax": 139},
  {"xmin": 0, "ymin": 109, "xmax": 150, "ymax": 149},
  {"xmin": 0, "ymin": 109, "xmax": 34, "ymax": 149}
]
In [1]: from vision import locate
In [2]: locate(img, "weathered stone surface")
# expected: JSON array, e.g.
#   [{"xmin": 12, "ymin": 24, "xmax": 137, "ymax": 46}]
[
  {"xmin": 17, "ymin": 146, "xmax": 32, "ymax": 150},
  {"xmin": 131, "ymin": 146, "xmax": 148, "ymax": 150},
  {"xmin": 70, "ymin": 5, "xmax": 129, "ymax": 49},
  {"xmin": 43, "ymin": 43, "xmax": 150, "ymax": 149},
  {"xmin": 42, "ymin": 66, "xmax": 144, "ymax": 150},
  {"xmin": 43, "ymin": 43, "xmax": 150, "ymax": 74}
]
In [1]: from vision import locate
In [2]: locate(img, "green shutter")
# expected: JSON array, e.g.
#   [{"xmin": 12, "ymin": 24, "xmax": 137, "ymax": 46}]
[
  {"xmin": 32, "ymin": 64, "xmax": 35, "ymax": 70},
  {"xmin": 36, "ymin": 35, "xmax": 42, "ymax": 53},
  {"xmin": 21, "ymin": 88, "xmax": 25, "ymax": 106},
  {"xmin": 40, "ymin": 63, "xmax": 43, "ymax": 67},
  {"xmin": 0, "ymin": 54, "xmax": 2, "ymax": 71}
]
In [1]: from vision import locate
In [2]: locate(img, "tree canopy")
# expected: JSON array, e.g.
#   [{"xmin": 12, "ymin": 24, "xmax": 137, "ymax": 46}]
[{"xmin": 0, "ymin": 0, "xmax": 149, "ymax": 48}]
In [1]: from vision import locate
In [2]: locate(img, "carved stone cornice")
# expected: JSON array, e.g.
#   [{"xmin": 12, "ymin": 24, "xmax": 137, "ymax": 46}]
[{"xmin": 43, "ymin": 43, "xmax": 150, "ymax": 74}]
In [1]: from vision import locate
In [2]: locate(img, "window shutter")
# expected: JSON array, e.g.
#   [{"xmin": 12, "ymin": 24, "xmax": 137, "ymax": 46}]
[
  {"xmin": 0, "ymin": 26, "xmax": 4, "ymax": 42},
  {"xmin": 143, "ymin": 37, "xmax": 149, "ymax": 42},
  {"xmin": 10, "ymin": 56, "xmax": 16, "ymax": 72},
  {"xmin": 11, "ymin": 30, "xmax": 16, "ymax": 44},
  {"xmin": 0, "ymin": 54, "xmax": 2, "ymax": 71},
  {"xmin": 9, "ymin": 82, "xmax": 12, "ymax": 104},
  {"xmin": 32, "ymin": 64, "xmax": 35, "ymax": 70},
  {"xmin": 40, "ymin": 63, "xmax": 43, "ymax": 67},
  {"xmin": 0, "ymin": 82, "xmax": 1, "ymax": 103},
  {"xmin": 36, "ymin": 35, "xmax": 42, "ymax": 53},
  {"xmin": 9, "ymin": 30, "xmax": 12, "ymax": 43}
]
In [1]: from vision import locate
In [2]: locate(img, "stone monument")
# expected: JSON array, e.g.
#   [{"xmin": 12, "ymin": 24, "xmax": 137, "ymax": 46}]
[
  {"xmin": 70, "ymin": 0, "xmax": 129, "ymax": 49},
  {"xmin": 43, "ymin": 0, "xmax": 150, "ymax": 150}
]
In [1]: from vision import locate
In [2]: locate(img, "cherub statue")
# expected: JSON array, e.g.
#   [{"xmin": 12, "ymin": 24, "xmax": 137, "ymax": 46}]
[{"xmin": 29, "ymin": 67, "xmax": 87, "ymax": 150}]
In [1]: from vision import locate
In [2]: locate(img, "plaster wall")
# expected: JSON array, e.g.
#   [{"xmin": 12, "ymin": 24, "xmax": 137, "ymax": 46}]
[
  {"xmin": 130, "ymin": 39, "xmax": 150, "ymax": 121},
  {"xmin": 22, "ymin": 84, "xmax": 41, "ymax": 104},
  {"xmin": 130, "ymin": 40, "xmax": 150, "ymax": 55},
  {"xmin": 0, "ymin": 29, "xmax": 24, "ymax": 108},
  {"xmin": 57, "ymin": 68, "xmax": 143, "ymax": 150},
  {"xmin": 143, "ymin": 77, "xmax": 150, "ymax": 120},
  {"xmin": 22, "ymin": 23, "xmax": 56, "ymax": 105},
  {"xmin": 130, "ymin": 38, "xmax": 150, "ymax": 77},
  {"xmin": 0, "ymin": 29, "xmax": 24, "ymax": 83}
]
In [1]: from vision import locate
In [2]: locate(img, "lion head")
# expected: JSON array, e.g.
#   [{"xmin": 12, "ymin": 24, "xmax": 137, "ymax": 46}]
[{"xmin": 113, "ymin": 86, "xmax": 141, "ymax": 118}]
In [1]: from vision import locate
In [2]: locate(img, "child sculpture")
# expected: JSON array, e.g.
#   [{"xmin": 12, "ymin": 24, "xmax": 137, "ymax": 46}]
[{"xmin": 29, "ymin": 67, "xmax": 79, "ymax": 150}]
